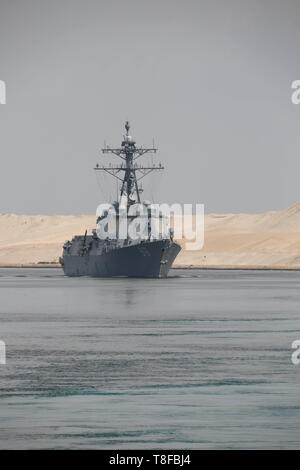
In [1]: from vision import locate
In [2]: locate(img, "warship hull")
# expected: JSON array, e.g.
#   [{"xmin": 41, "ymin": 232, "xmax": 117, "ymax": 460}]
[{"xmin": 62, "ymin": 239, "xmax": 181, "ymax": 278}]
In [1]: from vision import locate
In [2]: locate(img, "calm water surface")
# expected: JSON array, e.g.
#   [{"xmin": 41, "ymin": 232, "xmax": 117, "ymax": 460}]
[{"xmin": 0, "ymin": 268, "xmax": 299, "ymax": 449}]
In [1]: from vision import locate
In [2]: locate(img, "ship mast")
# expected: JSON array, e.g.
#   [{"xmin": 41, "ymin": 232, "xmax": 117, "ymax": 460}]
[{"xmin": 94, "ymin": 121, "xmax": 163, "ymax": 208}]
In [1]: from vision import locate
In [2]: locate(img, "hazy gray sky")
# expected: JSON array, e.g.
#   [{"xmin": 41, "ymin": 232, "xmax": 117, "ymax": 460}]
[{"xmin": 1, "ymin": 0, "xmax": 300, "ymax": 214}]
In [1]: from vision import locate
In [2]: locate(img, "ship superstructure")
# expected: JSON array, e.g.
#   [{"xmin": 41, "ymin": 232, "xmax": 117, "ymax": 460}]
[{"xmin": 60, "ymin": 122, "xmax": 181, "ymax": 277}]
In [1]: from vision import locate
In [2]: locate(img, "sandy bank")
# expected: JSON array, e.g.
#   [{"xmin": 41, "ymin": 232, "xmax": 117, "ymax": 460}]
[{"xmin": 1, "ymin": 202, "xmax": 300, "ymax": 269}]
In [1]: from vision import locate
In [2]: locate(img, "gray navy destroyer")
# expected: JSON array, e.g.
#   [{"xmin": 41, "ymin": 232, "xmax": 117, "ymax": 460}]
[{"xmin": 60, "ymin": 122, "xmax": 181, "ymax": 277}]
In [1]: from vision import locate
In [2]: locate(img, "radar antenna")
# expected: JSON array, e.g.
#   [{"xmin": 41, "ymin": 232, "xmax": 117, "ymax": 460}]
[{"xmin": 94, "ymin": 121, "xmax": 163, "ymax": 207}]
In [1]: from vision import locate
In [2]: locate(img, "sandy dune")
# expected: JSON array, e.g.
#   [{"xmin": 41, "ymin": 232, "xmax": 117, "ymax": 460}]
[{"xmin": 1, "ymin": 202, "xmax": 300, "ymax": 268}]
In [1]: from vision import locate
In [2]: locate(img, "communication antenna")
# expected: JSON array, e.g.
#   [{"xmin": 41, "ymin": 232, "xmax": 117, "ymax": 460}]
[{"xmin": 94, "ymin": 121, "xmax": 163, "ymax": 207}]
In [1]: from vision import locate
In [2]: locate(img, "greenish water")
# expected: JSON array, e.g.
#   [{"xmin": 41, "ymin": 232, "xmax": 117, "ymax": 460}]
[{"xmin": 0, "ymin": 268, "xmax": 299, "ymax": 449}]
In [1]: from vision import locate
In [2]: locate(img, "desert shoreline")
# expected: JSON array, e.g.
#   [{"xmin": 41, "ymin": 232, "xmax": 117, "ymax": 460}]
[
  {"xmin": 1, "ymin": 202, "xmax": 300, "ymax": 270},
  {"xmin": 1, "ymin": 264, "xmax": 300, "ymax": 271}
]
